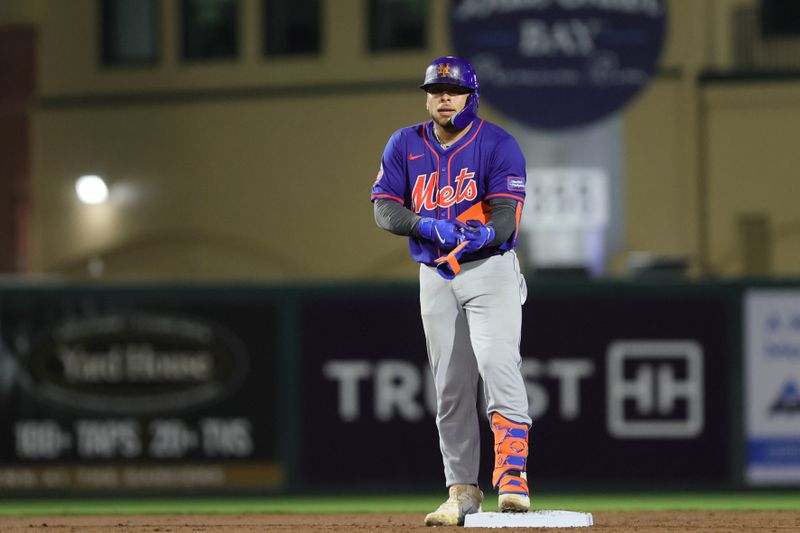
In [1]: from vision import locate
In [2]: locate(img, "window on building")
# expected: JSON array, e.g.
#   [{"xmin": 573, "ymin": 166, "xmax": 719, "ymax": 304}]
[
  {"xmin": 264, "ymin": 0, "xmax": 321, "ymax": 56},
  {"xmin": 761, "ymin": 0, "xmax": 800, "ymax": 38},
  {"xmin": 100, "ymin": 0, "xmax": 159, "ymax": 65},
  {"xmin": 181, "ymin": 0, "xmax": 239, "ymax": 60},
  {"xmin": 368, "ymin": 0, "xmax": 427, "ymax": 52}
]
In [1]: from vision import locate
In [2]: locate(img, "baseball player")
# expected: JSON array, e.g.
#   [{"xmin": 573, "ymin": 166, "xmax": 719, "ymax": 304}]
[{"xmin": 371, "ymin": 56, "xmax": 531, "ymax": 526}]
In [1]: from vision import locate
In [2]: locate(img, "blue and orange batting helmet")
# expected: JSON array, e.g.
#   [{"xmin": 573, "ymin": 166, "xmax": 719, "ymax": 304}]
[{"xmin": 420, "ymin": 56, "xmax": 479, "ymax": 129}]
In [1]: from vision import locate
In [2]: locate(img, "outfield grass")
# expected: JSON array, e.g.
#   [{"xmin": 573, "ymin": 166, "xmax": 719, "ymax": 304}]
[{"xmin": 0, "ymin": 493, "xmax": 799, "ymax": 516}]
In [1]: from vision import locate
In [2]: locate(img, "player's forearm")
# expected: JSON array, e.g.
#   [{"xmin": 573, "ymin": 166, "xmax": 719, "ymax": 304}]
[
  {"xmin": 374, "ymin": 198, "xmax": 421, "ymax": 237},
  {"xmin": 375, "ymin": 197, "xmax": 518, "ymax": 244},
  {"xmin": 487, "ymin": 198, "xmax": 518, "ymax": 246}
]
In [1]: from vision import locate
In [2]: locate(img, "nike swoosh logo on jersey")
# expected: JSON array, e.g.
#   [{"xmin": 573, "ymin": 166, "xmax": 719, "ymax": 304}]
[
  {"xmin": 408, "ymin": 153, "xmax": 424, "ymax": 161},
  {"xmin": 434, "ymin": 226, "xmax": 447, "ymax": 245}
]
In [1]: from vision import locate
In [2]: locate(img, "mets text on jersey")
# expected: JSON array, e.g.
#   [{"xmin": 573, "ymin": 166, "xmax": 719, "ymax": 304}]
[{"xmin": 412, "ymin": 168, "xmax": 477, "ymax": 212}]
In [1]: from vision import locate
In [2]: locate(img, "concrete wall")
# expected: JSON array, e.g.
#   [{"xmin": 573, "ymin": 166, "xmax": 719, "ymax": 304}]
[{"xmin": 705, "ymin": 82, "xmax": 800, "ymax": 276}]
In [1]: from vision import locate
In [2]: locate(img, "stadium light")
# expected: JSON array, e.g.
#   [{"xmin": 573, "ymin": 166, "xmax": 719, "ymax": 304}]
[{"xmin": 75, "ymin": 175, "xmax": 109, "ymax": 205}]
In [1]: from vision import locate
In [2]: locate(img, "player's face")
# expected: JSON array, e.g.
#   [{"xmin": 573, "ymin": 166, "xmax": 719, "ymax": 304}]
[{"xmin": 425, "ymin": 84, "xmax": 472, "ymax": 128}]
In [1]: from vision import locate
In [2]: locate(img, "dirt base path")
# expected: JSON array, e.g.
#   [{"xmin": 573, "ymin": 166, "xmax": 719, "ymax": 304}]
[{"xmin": 0, "ymin": 511, "xmax": 798, "ymax": 532}]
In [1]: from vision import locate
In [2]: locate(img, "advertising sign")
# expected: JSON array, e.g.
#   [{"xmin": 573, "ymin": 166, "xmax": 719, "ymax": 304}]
[
  {"xmin": 299, "ymin": 294, "xmax": 442, "ymax": 488},
  {"xmin": 449, "ymin": 0, "xmax": 667, "ymax": 130},
  {"xmin": 745, "ymin": 290, "xmax": 800, "ymax": 485},
  {"xmin": 525, "ymin": 167, "xmax": 609, "ymax": 270},
  {"xmin": 521, "ymin": 292, "xmax": 729, "ymax": 483},
  {"xmin": 300, "ymin": 287, "xmax": 732, "ymax": 488},
  {"xmin": 0, "ymin": 288, "xmax": 282, "ymax": 492}
]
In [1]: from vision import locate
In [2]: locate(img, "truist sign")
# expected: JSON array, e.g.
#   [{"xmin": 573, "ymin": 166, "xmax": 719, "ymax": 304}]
[{"xmin": 450, "ymin": 0, "xmax": 667, "ymax": 130}]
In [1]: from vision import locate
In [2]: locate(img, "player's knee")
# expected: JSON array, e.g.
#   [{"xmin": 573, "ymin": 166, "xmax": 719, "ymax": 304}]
[{"xmin": 474, "ymin": 345, "xmax": 519, "ymax": 369}]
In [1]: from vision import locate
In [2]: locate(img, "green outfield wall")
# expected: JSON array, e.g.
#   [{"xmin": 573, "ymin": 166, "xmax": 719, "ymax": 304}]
[{"xmin": 0, "ymin": 279, "xmax": 798, "ymax": 496}]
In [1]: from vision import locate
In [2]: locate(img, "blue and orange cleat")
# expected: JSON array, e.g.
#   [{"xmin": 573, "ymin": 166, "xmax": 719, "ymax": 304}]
[{"xmin": 491, "ymin": 412, "xmax": 531, "ymax": 513}]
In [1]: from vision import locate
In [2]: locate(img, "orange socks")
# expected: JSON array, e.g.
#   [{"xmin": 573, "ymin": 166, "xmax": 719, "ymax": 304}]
[{"xmin": 490, "ymin": 413, "xmax": 529, "ymax": 496}]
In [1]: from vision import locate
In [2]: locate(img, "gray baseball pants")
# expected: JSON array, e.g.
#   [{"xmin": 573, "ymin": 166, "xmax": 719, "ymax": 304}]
[{"xmin": 419, "ymin": 250, "xmax": 531, "ymax": 487}]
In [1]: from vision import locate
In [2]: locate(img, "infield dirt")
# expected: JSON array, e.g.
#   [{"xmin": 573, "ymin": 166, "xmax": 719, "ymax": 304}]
[{"xmin": 1, "ymin": 511, "xmax": 799, "ymax": 532}]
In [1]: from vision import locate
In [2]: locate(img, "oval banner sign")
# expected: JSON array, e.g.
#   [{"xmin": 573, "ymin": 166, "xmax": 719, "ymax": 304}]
[
  {"xmin": 21, "ymin": 314, "xmax": 249, "ymax": 415},
  {"xmin": 450, "ymin": 0, "xmax": 667, "ymax": 130}
]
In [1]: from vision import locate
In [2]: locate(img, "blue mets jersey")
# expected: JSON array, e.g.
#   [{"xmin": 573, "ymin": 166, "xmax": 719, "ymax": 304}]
[{"xmin": 371, "ymin": 119, "xmax": 527, "ymax": 265}]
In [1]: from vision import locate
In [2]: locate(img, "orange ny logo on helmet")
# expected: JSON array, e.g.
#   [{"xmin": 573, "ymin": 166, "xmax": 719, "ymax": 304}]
[{"xmin": 437, "ymin": 63, "xmax": 451, "ymax": 77}]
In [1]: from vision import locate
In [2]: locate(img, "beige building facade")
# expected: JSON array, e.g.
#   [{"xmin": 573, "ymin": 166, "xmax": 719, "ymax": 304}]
[{"xmin": 0, "ymin": 0, "xmax": 798, "ymax": 280}]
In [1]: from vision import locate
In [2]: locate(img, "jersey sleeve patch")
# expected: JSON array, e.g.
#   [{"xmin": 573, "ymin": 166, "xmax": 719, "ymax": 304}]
[
  {"xmin": 507, "ymin": 176, "xmax": 526, "ymax": 192},
  {"xmin": 373, "ymin": 163, "xmax": 384, "ymax": 186}
]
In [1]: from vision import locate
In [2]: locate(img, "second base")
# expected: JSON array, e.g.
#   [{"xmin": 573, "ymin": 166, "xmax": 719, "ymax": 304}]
[{"xmin": 463, "ymin": 510, "xmax": 593, "ymax": 528}]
